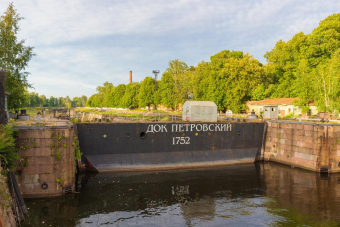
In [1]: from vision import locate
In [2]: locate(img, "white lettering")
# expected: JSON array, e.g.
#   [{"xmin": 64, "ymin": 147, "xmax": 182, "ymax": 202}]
[
  {"xmin": 221, "ymin": 124, "xmax": 227, "ymax": 131},
  {"xmin": 203, "ymin": 124, "xmax": 208, "ymax": 131},
  {"xmin": 172, "ymin": 124, "xmax": 178, "ymax": 132},
  {"xmin": 209, "ymin": 124, "xmax": 214, "ymax": 131},
  {"xmin": 190, "ymin": 124, "xmax": 195, "ymax": 131},
  {"xmin": 146, "ymin": 125, "xmax": 154, "ymax": 133},
  {"xmin": 161, "ymin": 125, "xmax": 168, "ymax": 132},
  {"xmin": 179, "ymin": 124, "xmax": 184, "ymax": 132},
  {"xmin": 180, "ymin": 137, "xmax": 186, "ymax": 144},
  {"xmin": 185, "ymin": 124, "xmax": 190, "ymax": 131},
  {"xmin": 227, "ymin": 123, "xmax": 232, "ymax": 131},
  {"xmin": 196, "ymin": 124, "xmax": 202, "ymax": 131},
  {"xmin": 172, "ymin": 137, "xmax": 191, "ymax": 145},
  {"xmin": 185, "ymin": 137, "xmax": 190, "ymax": 144},
  {"xmin": 154, "ymin": 124, "xmax": 161, "ymax": 132},
  {"xmin": 215, "ymin": 124, "xmax": 221, "ymax": 131}
]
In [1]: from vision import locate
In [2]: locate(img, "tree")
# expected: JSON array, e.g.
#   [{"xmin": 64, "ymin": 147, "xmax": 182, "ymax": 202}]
[
  {"xmin": 110, "ymin": 84, "xmax": 126, "ymax": 107},
  {"xmin": 79, "ymin": 95, "xmax": 87, "ymax": 107},
  {"xmin": 0, "ymin": 3, "xmax": 35, "ymax": 110},
  {"xmin": 138, "ymin": 77, "xmax": 155, "ymax": 110},
  {"xmin": 121, "ymin": 82, "xmax": 140, "ymax": 109},
  {"xmin": 204, "ymin": 50, "xmax": 264, "ymax": 112},
  {"xmin": 264, "ymin": 13, "xmax": 340, "ymax": 112}
]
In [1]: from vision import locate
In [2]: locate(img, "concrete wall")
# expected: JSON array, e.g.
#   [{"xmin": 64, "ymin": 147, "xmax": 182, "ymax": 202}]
[
  {"xmin": 15, "ymin": 126, "xmax": 75, "ymax": 198},
  {"xmin": 264, "ymin": 121, "xmax": 340, "ymax": 173}
]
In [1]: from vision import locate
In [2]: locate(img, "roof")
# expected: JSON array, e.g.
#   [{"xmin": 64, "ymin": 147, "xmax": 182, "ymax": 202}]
[
  {"xmin": 183, "ymin": 101, "xmax": 217, "ymax": 107},
  {"xmin": 246, "ymin": 98, "xmax": 298, "ymax": 105}
]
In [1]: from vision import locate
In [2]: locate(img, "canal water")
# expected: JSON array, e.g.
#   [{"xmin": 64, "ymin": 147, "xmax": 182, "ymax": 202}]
[{"xmin": 23, "ymin": 163, "xmax": 340, "ymax": 227}]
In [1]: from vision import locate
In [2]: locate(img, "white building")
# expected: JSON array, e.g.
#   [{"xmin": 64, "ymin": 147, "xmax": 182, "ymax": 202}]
[
  {"xmin": 182, "ymin": 101, "xmax": 217, "ymax": 122},
  {"xmin": 246, "ymin": 98, "xmax": 317, "ymax": 117}
]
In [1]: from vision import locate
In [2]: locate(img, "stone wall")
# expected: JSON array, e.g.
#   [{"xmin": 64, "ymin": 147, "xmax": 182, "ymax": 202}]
[
  {"xmin": 0, "ymin": 165, "xmax": 16, "ymax": 227},
  {"xmin": 15, "ymin": 126, "xmax": 75, "ymax": 198},
  {"xmin": 264, "ymin": 121, "xmax": 340, "ymax": 173}
]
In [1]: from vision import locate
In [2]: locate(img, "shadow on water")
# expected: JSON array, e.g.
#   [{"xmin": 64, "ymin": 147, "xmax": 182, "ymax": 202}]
[{"xmin": 23, "ymin": 163, "xmax": 340, "ymax": 227}]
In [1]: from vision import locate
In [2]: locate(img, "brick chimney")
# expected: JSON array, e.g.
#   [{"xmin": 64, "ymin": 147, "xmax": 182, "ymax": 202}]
[{"xmin": 129, "ymin": 71, "xmax": 132, "ymax": 84}]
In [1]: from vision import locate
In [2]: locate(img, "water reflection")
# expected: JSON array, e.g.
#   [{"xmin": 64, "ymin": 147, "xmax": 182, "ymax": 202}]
[{"xmin": 23, "ymin": 163, "xmax": 340, "ymax": 226}]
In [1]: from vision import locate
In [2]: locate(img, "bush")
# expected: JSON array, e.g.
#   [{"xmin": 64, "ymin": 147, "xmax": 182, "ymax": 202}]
[{"xmin": 0, "ymin": 124, "xmax": 20, "ymax": 173}]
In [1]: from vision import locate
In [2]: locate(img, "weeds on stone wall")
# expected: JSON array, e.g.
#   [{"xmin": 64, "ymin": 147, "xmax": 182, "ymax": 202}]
[
  {"xmin": 72, "ymin": 136, "xmax": 82, "ymax": 174},
  {"xmin": 56, "ymin": 149, "xmax": 61, "ymax": 161},
  {"xmin": 0, "ymin": 173, "xmax": 12, "ymax": 210},
  {"xmin": 0, "ymin": 125, "xmax": 20, "ymax": 175}
]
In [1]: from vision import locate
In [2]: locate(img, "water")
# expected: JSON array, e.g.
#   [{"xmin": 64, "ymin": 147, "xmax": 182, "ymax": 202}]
[{"xmin": 23, "ymin": 163, "xmax": 340, "ymax": 227}]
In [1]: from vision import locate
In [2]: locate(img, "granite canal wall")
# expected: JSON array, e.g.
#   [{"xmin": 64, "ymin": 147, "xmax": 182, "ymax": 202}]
[
  {"xmin": 14, "ymin": 126, "xmax": 76, "ymax": 198},
  {"xmin": 264, "ymin": 121, "xmax": 340, "ymax": 173},
  {"xmin": 0, "ymin": 165, "xmax": 16, "ymax": 227},
  {"xmin": 77, "ymin": 122, "xmax": 265, "ymax": 172}
]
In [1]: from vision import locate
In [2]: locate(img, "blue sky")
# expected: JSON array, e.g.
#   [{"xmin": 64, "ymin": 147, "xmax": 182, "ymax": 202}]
[{"xmin": 1, "ymin": 0, "xmax": 340, "ymax": 98}]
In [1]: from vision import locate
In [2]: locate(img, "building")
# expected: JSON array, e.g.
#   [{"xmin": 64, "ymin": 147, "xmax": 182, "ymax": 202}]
[
  {"xmin": 182, "ymin": 101, "xmax": 217, "ymax": 122},
  {"xmin": 246, "ymin": 98, "xmax": 317, "ymax": 117}
]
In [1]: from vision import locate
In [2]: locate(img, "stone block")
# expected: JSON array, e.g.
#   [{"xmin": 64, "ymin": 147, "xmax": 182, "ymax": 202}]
[
  {"xmin": 19, "ymin": 147, "xmax": 52, "ymax": 157},
  {"xmin": 20, "ymin": 174, "xmax": 40, "ymax": 184},
  {"xmin": 295, "ymin": 124, "xmax": 304, "ymax": 130},
  {"xmin": 296, "ymin": 141, "xmax": 302, "ymax": 147},
  {"xmin": 285, "ymin": 139, "xmax": 293, "ymax": 145},
  {"xmin": 39, "ymin": 173, "xmax": 56, "ymax": 182},
  {"xmin": 304, "ymin": 130, "xmax": 313, "ymax": 137},
  {"xmin": 20, "ymin": 129, "xmax": 52, "ymax": 139},
  {"xmin": 304, "ymin": 124, "xmax": 314, "ymax": 131},
  {"xmin": 23, "ymin": 182, "xmax": 41, "ymax": 192},
  {"xmin": 280, "ymin": 138, "xmax": 285, "ymax": 145},
  {"xmin": 302, "ymin": 141, "xmax": 313, "ymax": 149},
  {"xmin": 28, "ymin": 156, "xmax": 55, "ymax": 166},
  {"xmin": 22, "ymin": 165, "xmax": 54, "ymax": 175},
  {"xmin": 335, "ymin": 126, "xmax": 340, "ymax": 133},
  {"xmin": 35, "ymin": 138, "xmax": 54, "ymax": 148}
]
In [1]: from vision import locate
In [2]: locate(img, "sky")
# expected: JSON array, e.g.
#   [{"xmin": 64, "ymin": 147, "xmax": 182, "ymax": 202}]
[{"xmin": 1, "ymin": 0, "xmax": 340, "ymax": 99}]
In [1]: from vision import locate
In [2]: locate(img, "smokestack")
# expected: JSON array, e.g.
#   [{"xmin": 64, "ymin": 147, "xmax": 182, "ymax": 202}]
[{"xmin": 129, "ymin": 71, "xmax": 132, "ymax": 84}]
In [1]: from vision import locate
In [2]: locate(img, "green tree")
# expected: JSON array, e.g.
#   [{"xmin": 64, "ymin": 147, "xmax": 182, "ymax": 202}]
[
  {"xmin": 206, "ymin": 50, "xmax": 264, "ymax": 112},
  {"xmin": 265, "ymin": 13, "xmax": 340, "ymax": 112},
  {"xmin": 121, "ymin": 82, "xmax": 140, "ymax": 109},
  {"xmin": 0, "ymin": 3, "xmax": 35, "ymax": 110},
  {"xmin": 159, "ymin": 60, "xmax": 191, "ymax": 109},
  {"xmin": 138, "ymin": 77, "xmax": 155, "ymax": 110},
  {"xmin": 79, "ymin": 95, "xmax": 87, "ymax": 107},
  {"xmin": 110, "ymin": 84, "xmax": 126, "ymax": 107},
  {"xmin": 101, "ymin": 82, "xmax": 114, "ymax": 107}
]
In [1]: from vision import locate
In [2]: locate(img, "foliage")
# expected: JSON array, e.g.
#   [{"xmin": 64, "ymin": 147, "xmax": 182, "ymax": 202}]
[
  {"xmin": 138, "ymin": 77, "xmax": 155, "ymax": 110},
  {"xmin": 158, "ymin": 60, "xmax": 191, "ymax": 110},
  {"xmin": 72, "ymin": 136, "xmax": 82, "ymax": 174},
  {"xmin": 121, "ymin": 82, "xmax": 140, "ymax": 109},
  {"xmin": 0, "ymin": 3, "xmax": 35, "ymax": 110},
  {"xmin": 0, "ymin": 124, "xmax": 20, "ymax": 172},
  {"xmin": 25, "ymin": 92, "xmax": 87, "ymax": 108},
  {"xmin": 82, "ymin": 13, "xmax": 340, "ymax": 114},
  {"xmin": 263, "ymin": 13, "xmax": 340, "ymax": 113}
]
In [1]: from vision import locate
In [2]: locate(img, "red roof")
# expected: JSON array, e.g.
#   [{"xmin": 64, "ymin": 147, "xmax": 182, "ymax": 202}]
[{"xmin": 246, "ymin": 98, "xmax": 298, "ymax": 105}]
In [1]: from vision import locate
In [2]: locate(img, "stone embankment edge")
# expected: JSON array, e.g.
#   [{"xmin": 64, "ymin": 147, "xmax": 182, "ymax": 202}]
[{"xmin": 264, "ymin": 120, "xmax": 340, "ymax": 173}]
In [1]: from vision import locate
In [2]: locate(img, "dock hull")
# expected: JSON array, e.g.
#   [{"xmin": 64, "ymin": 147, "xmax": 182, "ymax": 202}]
[{"xmin": 77, "ymin": 122, "xmax": 264, "ymax": 172}]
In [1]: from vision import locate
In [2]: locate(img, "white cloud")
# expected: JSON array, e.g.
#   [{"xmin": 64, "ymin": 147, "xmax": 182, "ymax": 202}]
[{"xmin": 1, "ymin": 0, "xmax": 339, "ymax": 98}]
